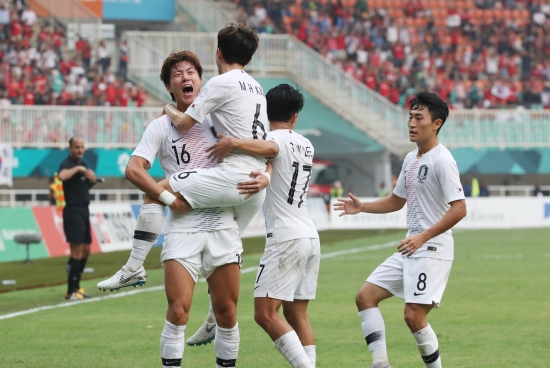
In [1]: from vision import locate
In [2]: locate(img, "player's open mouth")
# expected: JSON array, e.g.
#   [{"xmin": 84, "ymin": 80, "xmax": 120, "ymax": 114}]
[
  {"xmin": 182, "ymin": 84, "xmax": 194, "ymax": 96},
  {"xmin": 409, "ymin": 130, "xmax": 417, "ymax": 136}
]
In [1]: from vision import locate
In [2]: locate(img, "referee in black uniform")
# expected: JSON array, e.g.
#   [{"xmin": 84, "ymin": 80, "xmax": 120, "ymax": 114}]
[{"xmin": 58, "ymin": 136, "xmax": 97, "ymax": 301}]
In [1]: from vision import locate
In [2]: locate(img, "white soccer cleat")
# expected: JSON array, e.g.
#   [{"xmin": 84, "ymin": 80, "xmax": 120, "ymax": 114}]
[
  {"xmin": 371, "ymin": 363, "xmax": 391, "ymax": 368},
  {"xmin": 97, "ymin": 266, "xmax": 148, "ymax": 292},
  {"xmin": 186, "ymin": 321, "xmax": 216, "ymax": 346}
]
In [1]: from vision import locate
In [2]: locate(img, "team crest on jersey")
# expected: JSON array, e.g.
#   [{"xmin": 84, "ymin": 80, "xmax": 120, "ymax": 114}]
[
  {"xmin": 191, "ymin": 103, "xmax": 197, "ymax": 109},
  {"xmin": 417, "ymin": 164, "xmax": 429, "ymax": 183}
]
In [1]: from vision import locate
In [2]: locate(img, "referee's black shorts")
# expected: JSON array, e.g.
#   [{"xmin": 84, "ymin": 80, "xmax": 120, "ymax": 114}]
[{"xmin": 63, "ymin": 206, "xmax": 92, "ymax": 244}]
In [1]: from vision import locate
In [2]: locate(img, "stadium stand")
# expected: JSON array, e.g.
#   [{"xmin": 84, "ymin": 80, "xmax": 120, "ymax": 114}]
[
  {"xmin": 235, "ymin": 0, "xmax": 550, "ymax": 109},
  {"xmin": 0, "ymin": 1, "xmax": 147, "ymax": 107}
]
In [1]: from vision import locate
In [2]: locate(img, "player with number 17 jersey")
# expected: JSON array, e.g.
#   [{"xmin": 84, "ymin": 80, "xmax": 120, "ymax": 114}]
[{"xmin": 262, "ymin": 130, "xmax": 318, "ymax": 245}]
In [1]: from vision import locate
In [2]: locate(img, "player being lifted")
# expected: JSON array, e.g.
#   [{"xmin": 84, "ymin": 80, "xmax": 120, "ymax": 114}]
[
  {"xmin": 335, "ymin": 91, "xmax": 467, "ymax": 368},
  {"xmin": 204, "ymin": 84, "xmax": 319, "ymax": 368},
  {"xmin": 97, "ymin": 50, "xmax": 268, "ymax": 368},
  {"xmin": 149, "ymin": 23, "xmax": 270, "ymax": 234}
]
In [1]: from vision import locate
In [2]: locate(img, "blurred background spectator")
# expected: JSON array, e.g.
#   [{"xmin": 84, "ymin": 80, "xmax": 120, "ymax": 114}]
[
  {"xmin": 0, "ymin": 1, "xmax": 147, "ymax": 107},
  {"xmin": 236, "ymin": 0, "xmax": 550, "ymax": 110}
]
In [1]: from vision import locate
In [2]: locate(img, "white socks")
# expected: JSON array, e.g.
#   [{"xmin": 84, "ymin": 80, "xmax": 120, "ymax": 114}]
[
  {"xmin": 125, "ymin": 203, "xmax": 164, "ymax": 272},
  {"xmin": 413, "ymin": 324, "xmax": 442, "ymax": 368},
  {"xmin": 215, "ymin": 322, "xmax": 239, "ymax": 368},
  {"xmin": 160, "ymin": 320, "xmax": 185, "ymax": 368},
  {"xmin": 273, "ymin": 330, "xmax": 312, "ymax": 368},
  {"xmin": 359, "ymin": 308, "xmax": 389, "ymax": 367},
  {"xmin": 304, "ymin": 345, "xmax": 316, "ymax": 367}
]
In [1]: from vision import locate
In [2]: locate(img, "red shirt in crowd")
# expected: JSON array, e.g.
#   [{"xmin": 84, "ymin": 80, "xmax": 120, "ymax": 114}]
[
  {"xmin": 106, "ymin": 83, "xmax": 117, "ymax": 105},
  {"xmin": 365, "ymin": 73, "xmax": 377, "ymax": 89},
  {"xmin": 23, "ymin": 90, "xmax": 35, "ymax": 105},
  {"xmin": 135, "ymin": 91, "xmax": 147, "ymax": 107},
  {"xmin": 11, "ymin": 21, "xmax": 22, "ymax": 37},
  {"xmin": 378, "ymin": 81, "xmax": 390, "ymax": 98}
]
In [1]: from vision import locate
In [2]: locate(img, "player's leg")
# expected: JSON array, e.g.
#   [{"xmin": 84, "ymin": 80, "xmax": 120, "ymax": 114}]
[
  {"xmin": 169, "ymin": 167, "xmax": 265, "ymax": 213},
  {"xmin": 160, "ymin": 232, "xmax": 203, "ymax": 368},
  {"xmin": 200, "ymin": 229, "xmax": 243, "ymax": 367},
  {"xmin": 207, "ymin": 263, "xmax": 241, "ymax": 368},
  {"xmin": 254, "ymin": 238, "xmax": 318, "ymax": 368},
  {"xmin": 403, "ymin": 257, "xmax": 452, "ymax": 368},
  {"xmin": 160, "ymin": 260, "xmax": 196, "ymax": 368},
  {"xmin": 357, "ymin": 253, "xmax": 405, "ymax": 368},
  {"xmin": 76, "ymin": 207, "xmax": 93, "ymax": 298},
  {"xmin": 97, "ymin": 193, "xmax": 164, "ymax": 291},
  {"xmin": 66, "ymin": 242, "xmax": 84, "ymax": 300}
]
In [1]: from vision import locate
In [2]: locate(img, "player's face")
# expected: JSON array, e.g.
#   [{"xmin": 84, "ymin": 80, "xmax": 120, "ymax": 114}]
[
  {"xmin": 167, "ymin": 61, "xmax": 201, "ymax": 106},
  {"xmin": 69, "ymin": 138, "xmax": 85, "ymax": 159},
  {"xmin": 408, "ymin": 107, "xmax": 441, "ymax": 143}
]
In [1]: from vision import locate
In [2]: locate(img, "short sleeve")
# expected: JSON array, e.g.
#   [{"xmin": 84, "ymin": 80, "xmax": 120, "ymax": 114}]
[
  {"xmin": 266, "ymin": 131, "xmax": 286, "ymax": 159},
  {"xmin": 393, "ymin": 162, "xmax": 407, "ymax": 199},
  {"xmin": 132, "ymin": 118, "xmax": 168, "ymax": 169},
  {"xmin": 435, "ymin": 155, "xmax": 465, "ymax": 203},
  {"xmin": 185, "ymin": 76, "xmax": 226, "ymax": 124},
  {"xmin": 58, "ymin": 159, "xmax": 71, "ymax": 172}
]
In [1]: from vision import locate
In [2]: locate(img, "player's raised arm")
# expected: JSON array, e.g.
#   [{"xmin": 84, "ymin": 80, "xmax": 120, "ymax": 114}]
[
  {"xmin": 163, "ymin": 104, "xmax": 199, "ymax": 131},
  {"xmin": 334, "ymin": 192, "xmax": 406, "ymax": 217},
  {"xmin": 206, "ymin": 134, "xmax": 279, "ymax": 163}
]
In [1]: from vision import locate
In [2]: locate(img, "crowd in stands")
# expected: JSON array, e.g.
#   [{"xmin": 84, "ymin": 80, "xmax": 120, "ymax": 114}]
[
  {"xmin": 0, "ymin": 1, "xmax": 146, "ymax": 108},
  {"xmin": 238, "ymin": 0, "xmax": 550, "ymax": 110}
]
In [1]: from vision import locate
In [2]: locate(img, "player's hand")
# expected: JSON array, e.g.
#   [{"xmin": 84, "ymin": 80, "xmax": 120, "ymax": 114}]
[
  {"xmin": 397, "ymin": 233, "xmax": 428, "ymax": 257},
  {"xmin": 205, "ymin": 134, "xmax": 233, "ymax": 163},
  {"xmin": 169, "ymin": 197, "xmax": 189, "ymax": 214},
  {"xmin": 77, "ymin": 165, "xmax": 87, "ymax": 173},
  {"xmin": 84, "ymin": 169, "xmax": 96, "ymax": 182},
  {"xmin": 333, "ymin": 193, "xmax": 362, "ymax": 217},
  {"xmin": 237, "ymin": 171, "xmax": 268, "ymax": 199}
]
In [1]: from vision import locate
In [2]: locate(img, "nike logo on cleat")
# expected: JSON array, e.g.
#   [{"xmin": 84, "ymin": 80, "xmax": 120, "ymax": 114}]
[
  {"xmin": 172, "ymin": 137, "xmax": 184, "ymax": 143},
  {"xmin": 205, "ymin": 324, "xmax": 216, "ymax": 333},
  {"xmin": 414, "ymin": 292, "xmax": 425, "ymax": 296}
]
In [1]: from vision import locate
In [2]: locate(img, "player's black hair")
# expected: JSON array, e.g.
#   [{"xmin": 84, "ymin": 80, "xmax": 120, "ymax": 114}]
[
  {"xmin": 409, "ymin": 91, "xmax": 449, "ymax": 135},
  {"xmin": 217, "ymin": 23, "xmax": 259, "ymax": 66},
  {"xmin": 266, "ymin": 84, "xmax": 304, "ymax": 123}
]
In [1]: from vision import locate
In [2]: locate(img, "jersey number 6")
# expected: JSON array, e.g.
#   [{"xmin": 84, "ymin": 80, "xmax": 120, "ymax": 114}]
[{"xmin": 252, "ymin": 103, "xmax": 267, "ymax": 140}]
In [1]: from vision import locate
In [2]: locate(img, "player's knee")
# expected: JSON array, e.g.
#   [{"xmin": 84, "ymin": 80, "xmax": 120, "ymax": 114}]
[
  {"xmin": 168, "ymin": 302, "xmax": 190, "ymax": 325},
  {"xmin": 253, "ymin": 309, "xmax": 273, "ymax": 328},
  {"xmin": 282, "ymin": 309, "xmax": 306, "ymax": 326},
  {"xmin": 143, "ymin": 193, "xmax": 163, "ymax": 205},
  {"xmin": 356, "ymin": 291, "xmax": 376, "ymax": 310},
  {"xmin": 213, "ymin": 303, "xmax": 237, "ymax": 327},
  {"xmin": 403, "ymin": 308, "xmax": 423, "ymax": 330}
]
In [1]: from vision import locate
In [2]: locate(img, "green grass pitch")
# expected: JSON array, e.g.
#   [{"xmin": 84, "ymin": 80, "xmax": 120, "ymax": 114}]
[{"xmin": 0, "ymin": 228, "xmax": 549, "ymax": 367}]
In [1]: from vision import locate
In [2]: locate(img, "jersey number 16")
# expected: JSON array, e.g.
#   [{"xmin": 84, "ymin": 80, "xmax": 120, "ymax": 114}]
[{"xmin": 171, "ymin": 144, "xmax": 190, "ymax": 166}]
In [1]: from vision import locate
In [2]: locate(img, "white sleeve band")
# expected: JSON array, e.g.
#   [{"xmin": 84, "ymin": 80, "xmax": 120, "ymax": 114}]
[
  {"xmin": 159, "ymin": 190, "xmax": 177, "ymax": 206},
  {"xmin": 263, "ymin": 172, "xmax": 271, "ymax": 183}
]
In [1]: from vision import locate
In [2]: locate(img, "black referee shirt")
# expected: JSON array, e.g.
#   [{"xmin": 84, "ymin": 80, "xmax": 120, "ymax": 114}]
[{"xmin": 59, "ymin": 156, "xmax": 91, "ymax": 207}]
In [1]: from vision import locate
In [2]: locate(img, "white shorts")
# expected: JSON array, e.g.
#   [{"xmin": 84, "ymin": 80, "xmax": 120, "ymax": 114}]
[
  {"xmin": 366, "ymin": 253, "xmax": 453, "ymax": 308},
  {"xmin": 253, "ymin": 238, "xmax": 320, "ymax": 302},
  {"xmin": 169, "ymin": 167, "xmax": 266, "ymax": 232},
  {"xmin": 161, "ymin": 228, "xmax": 243, "ymax": 282}
]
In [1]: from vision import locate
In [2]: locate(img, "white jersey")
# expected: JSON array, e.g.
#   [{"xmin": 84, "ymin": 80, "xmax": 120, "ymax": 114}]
[
  {"xmin": 185, "ymin": 69, "xmax": 269, "ymax": 172},
  {"xmin": 263, "ymin": 129, "xmax": 319, "ymax": 245},
  {"xmin": 132, "ymin": 114, "xmax": 238, "ymax": 234},
  {"xmin": 393, "ymin": 144, "xmax": 465, "ymax": 260}
]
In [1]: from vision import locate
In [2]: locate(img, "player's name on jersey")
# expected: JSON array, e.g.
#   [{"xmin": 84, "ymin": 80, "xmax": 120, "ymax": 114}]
[
  {"xmin": 239, "ymin": 81, "xmax": 264, "ymax": 95},
  {"xmin": 290, "ymin": 142, "xmax": 313, "ymax": 158}
]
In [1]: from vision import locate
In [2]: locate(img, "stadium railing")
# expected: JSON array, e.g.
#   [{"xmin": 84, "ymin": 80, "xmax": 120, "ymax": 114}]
[
  {"xmin": 1, "ymin": 105, "xmax": 160, "ymax": 148},
  {"xmin": 1, "ymin": 186, "xmax": 547, "ymax": 207}
]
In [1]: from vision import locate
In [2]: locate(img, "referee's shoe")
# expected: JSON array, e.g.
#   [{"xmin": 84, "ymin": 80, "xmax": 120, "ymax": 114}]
[
  {"xmin": 78, "ymin": 288, "xmax": 93, "ymax": 299},
  {"xmin": 65, "ymin": 292, "xmax": 84, "ymax": 301}
]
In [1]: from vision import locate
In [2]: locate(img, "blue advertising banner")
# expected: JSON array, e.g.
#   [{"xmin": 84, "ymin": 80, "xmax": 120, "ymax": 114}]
[
  {"xmin": 13, "ymin": 149, "xmax": 165, "ymax": 178},
  {"xmin": 103, "ymin": 0, "xmax": 175, "ymax": 21}
]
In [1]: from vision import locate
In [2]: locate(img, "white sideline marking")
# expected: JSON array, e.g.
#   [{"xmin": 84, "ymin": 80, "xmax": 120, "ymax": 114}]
[{"xmin": 0, "ymin": 240, "xmax": 399, "ymax": 321}]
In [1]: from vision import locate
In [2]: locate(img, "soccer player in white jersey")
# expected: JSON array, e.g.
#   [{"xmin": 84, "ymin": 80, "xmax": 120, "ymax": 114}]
[
  {"xmin": 96, "ymin": 51, "xmax": 268, "ymax": 368},
  {"xmin": 146, "ymin": 24, "xmax": 271, "ymax": 232},
  {"xmin": 334, "ymin": 91, "xmax": 467, "ymax": 368},
  {"xmin": 201, "ymin": 84, "xmax": 319, "ymax": 368}
]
